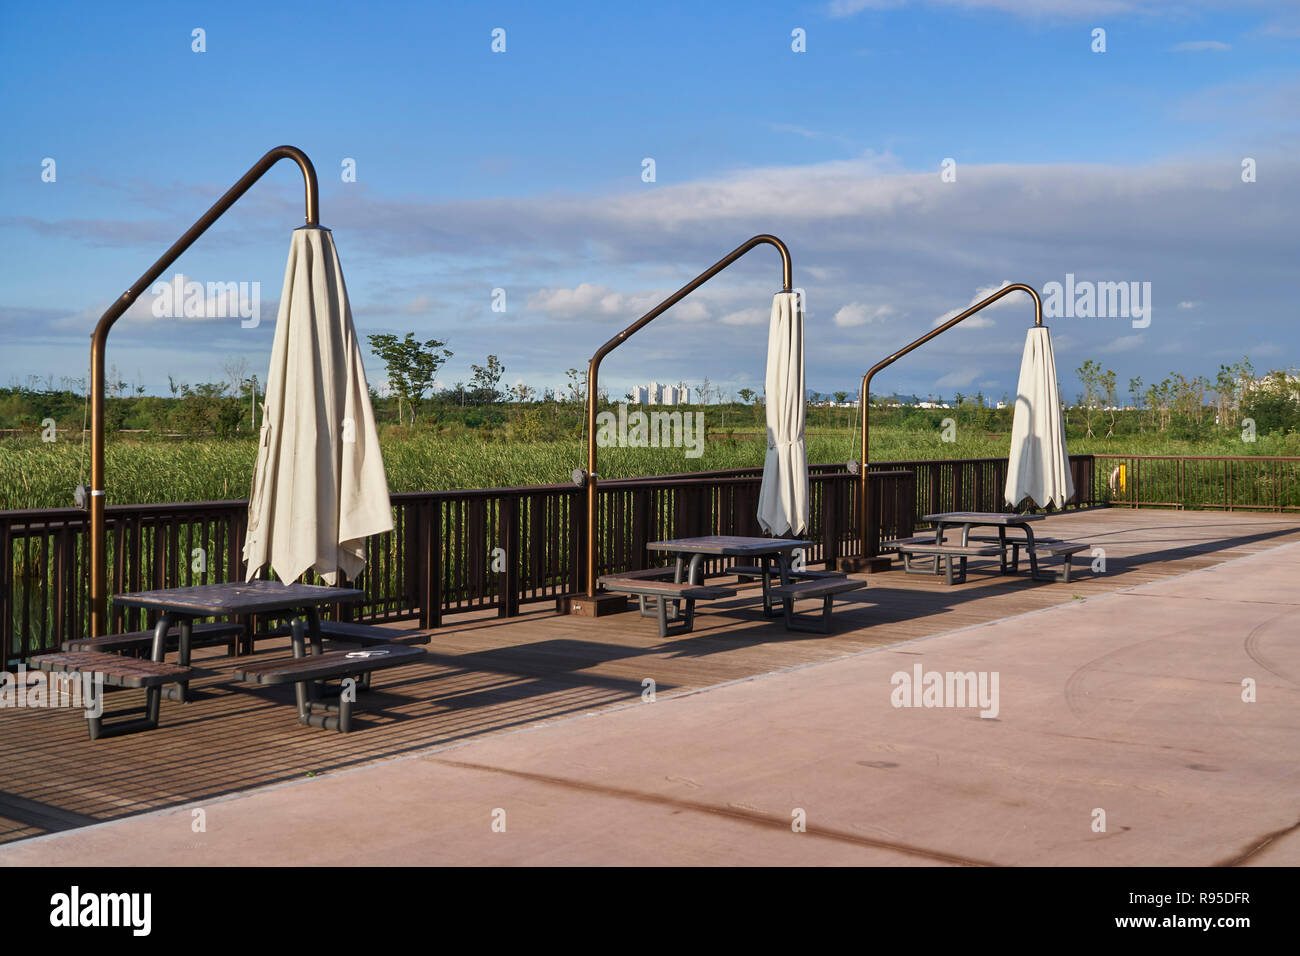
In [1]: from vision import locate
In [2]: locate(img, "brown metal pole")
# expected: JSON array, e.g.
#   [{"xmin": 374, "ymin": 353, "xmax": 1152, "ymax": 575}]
[
  {"xmin": 88, "ymin": 146, "xmax": 318, "ymax": 636},
  {"xmin": 848, "ymin": 283, "xmax": 1042, "ymax": 571},
  {"xmin": 582, "ymin": 234, "xmax": 792, "ymax": 600}
]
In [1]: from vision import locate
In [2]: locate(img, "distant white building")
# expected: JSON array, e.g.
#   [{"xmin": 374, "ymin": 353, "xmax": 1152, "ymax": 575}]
[{"xmin": 632, "ymin": 383, "xmax": 691, "ymax": 405}]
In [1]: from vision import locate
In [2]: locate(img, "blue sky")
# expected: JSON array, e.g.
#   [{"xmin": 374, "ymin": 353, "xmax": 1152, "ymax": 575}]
[{"xmin": 1, "ymin": 0, "xmax": 1297, "ymax": 404}]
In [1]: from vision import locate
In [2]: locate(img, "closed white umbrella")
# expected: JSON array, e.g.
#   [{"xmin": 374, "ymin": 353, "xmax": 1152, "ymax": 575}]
[
  {"xmin": 1005, "ymin": 326, "xmax": 1074, "ymax": 510},
  {"xmin": 243, "ymin": 226, "xmax": 392, "ymax": 584},
  {"xmin": 757, "ymin": 291, "xmax": 809, "ymax": 535}
]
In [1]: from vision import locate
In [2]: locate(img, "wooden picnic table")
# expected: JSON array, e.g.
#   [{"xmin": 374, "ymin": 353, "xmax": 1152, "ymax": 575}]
[
  {"xmin": 922, "ymin": 511, "xmax": 1047, "ymax": 579},
  {"xmin": 114, "ymin": 581, "xmax": 364, "ymax": 702},
  {"xmin": 647, "ymin": 535, "xmax": 814, "ymax": 619}
]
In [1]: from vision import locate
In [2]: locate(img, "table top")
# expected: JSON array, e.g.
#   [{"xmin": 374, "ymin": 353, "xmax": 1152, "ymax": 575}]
[
  {"xmin": 923, "ymin": 511, "xmax": 1045, "ymax": 526},
  {"xmin": 647, "ymin": 535, "xmax": 815, "ymax": 556},
  {"xmin": 112, "ymin": 580, "xmax": 364, "ymax": 615}
]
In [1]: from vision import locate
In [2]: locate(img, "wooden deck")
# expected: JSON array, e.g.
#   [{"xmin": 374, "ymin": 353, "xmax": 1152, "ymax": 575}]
[{"xmin": 3, "ymin": 507, "xmax": 1299, "ymax": 846}]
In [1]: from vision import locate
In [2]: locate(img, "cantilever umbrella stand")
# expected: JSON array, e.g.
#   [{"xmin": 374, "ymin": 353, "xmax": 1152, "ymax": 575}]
[
  {"xmin": 86, "ymin": 146, "xmax": 320, "ymax": 637},
  {"xmin": 840, "ymin": 283, "xmax": 1044, "ymax": 573},
  {"xmin": 564, "ymin": 234, "xmax": 795, "ymax": 616}
]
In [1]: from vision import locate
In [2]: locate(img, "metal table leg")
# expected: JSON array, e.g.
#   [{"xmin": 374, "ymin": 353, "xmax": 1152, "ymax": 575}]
[
  {"xmin": 775, "ymin": 551, "xmax": 794, "ymax": 619},
  {"xmin": 1023, "ymin": 524, "xmax": 1043, "ymax": 580},
  {"xmin": 150, "ymin": 612, "xmax": 194, "ymax": 703},
  {"xmin": 760, "ymin": 555, "xmax": 779, "ymax": 617},
  {"xmin": 288, "ymin": 616, "xmax": 312, "ymax": 720}
]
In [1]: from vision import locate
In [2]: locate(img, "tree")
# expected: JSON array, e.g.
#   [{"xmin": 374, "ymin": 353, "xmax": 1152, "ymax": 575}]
[
  {"xmin": 1127, "ymin": 376, "xmax": 1145, "ymax": 430},
  {"xmin": 469, "ymin": 354, "xmax": 505, "ymax": 404},
  {"xmin": 367, "ymin": 332, "xmax": 452, "ymax": 424},
  {"xmin": 1145, "ymin": 378, "xmax": 1173, "ymax": 432},
  {"xmin": 1214, "ymin": 356, "xmax": 1254, "ymax": 428},
  {"xmin": 1075, "ymin": 360, "xmax": 1115, "ymax": 438},
  {"xmin": 176, "ymin": 382, "xmax": 241, "ymax": 437},
  {"xmin": 222, "ymin": 356, "xmax": 249, "ymax": 400},
  {"xmin": 737, "ymin": 388, "xmax": 756, "ymax": 405},
  {"xmin": 564, "ymin": 368, "xmax": 586, "ymax": 405}
]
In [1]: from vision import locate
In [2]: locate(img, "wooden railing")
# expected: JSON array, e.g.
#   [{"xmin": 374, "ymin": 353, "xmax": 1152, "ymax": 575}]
[
  {"xmin": 3, "ymin": 456, "xmax": 1104, "ymax": 665},
  {"xmin": 871, "ymin": 454, "xmax": 1096, "ymax": 527},
  {"xmin": 1093, "ymin": 454, "xmax": 1300, "ymax": 512}
]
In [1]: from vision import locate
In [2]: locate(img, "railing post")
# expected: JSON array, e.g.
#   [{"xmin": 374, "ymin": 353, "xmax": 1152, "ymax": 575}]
[
  {"xmin": 1, "ymin": 516, "xmax": 11, "ymax": 668},
  {"xmin": 498, "ymin": 495, "xmax": 520, "ymax": 618},
  {"xmin": 901, "ymin": 473, "xmax": 916, "ymax": 540},
  {"xmin": 821, "ymin": 478, "xmax": 838, "ymax": 568},
  {"xmin": 632, "ymin": 487, "xmax": 650, "ymax": 570},
  {"xmin": 420, "ymin": 498, "xmax": 442, "ymax": 629}
]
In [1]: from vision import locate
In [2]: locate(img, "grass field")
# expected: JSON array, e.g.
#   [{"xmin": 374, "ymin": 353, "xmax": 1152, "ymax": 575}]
[{"xmin": 3, "ymin": 423, "xmax": 1299, "ymax": 511}]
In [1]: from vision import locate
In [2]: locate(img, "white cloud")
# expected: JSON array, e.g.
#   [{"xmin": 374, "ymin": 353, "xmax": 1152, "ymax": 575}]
[
  {"xmin": 936, "ymin": 368, "xmax": 981, "ymax": 388},
  {"xmin": 1171, "ymin": 40, "xmax": 1231, "ymax": 52},
  {"xmin": 720, "ymin": 307, "xmax": 767, "ymax": 326},
  {"xmin": 49, "ymin": 273, "xmax": 265, "ymax": 333},
  {"xmin": 525, "ymin": 283, "xmax": 677, "ymax": 320},
  {"xmin": 1098, "ymin": 334, "xmax": 1146, "ymax": 354},
  {"xmin": 1259, "ymin": 15, "xmax": 1300, "ymax": 38},
  {"xmin": 834, "ymin": 302, "xmax": 894, "ymax": 327},
  {"xmin": 672, "ymin": 299, "xmax": 713, "ymax": 322},
  {"xmin": 526, "ymin": 282, "xmax": 611, "ymax": 318},
  {"xmin": 932, "ymin": 280, "xmax": 1025, "ymax": 329},
  {"xmin": 1177, "ymin": 300, "xmax": 1199, "ymax": 309}
]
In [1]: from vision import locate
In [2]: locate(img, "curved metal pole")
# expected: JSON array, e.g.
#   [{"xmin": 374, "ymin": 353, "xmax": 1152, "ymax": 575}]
[
  {"xmin": 582, "ymin": 234, "xmax": 793, "ymax": 599},
  {"xmin": 851, "ymin": 282, "xmax": 1042, "ymax": 568},
  {"xmin": 88, "ymin": 146, "xmax": 319, "ymax": 636}
]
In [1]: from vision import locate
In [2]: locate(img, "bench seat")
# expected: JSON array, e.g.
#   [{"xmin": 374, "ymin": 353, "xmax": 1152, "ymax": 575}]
[
  {"xmin": 234, "ymin": 644, "xmax": 426, "ymax": 733},
  {"xmin": 730, "ymin": 564, "xmax": 846, "ymax": 581},
  {"xmin": 598, "ymin": 575, "xmax": 736, "ymax": 638},
  {"xmin": 1036, "ymin": 542, "xmax": 1087, "ymax": 556},
  {"xmin": 766, "ymin": 578, "xmax": 866, "ymax": 633},
  {"xmin": 30, "ymin": 651, "xmax": 196, "ymax": 740},
  {"xmin": 900, "ymin": 543, "xmax": 1002, "ymax": 556},
  {"xmin": 260, "ymin": 620, "xmax": 432, "ymax": 649},
  {"xmin": 32, "ymin": 650, "xmax": 196, "ymax": 687},
  {"xmin": 896, "ymin": 541, "xmax": 1002, "ymax": 585},
  {"xmin": 598, "ymin": 578, "xmax": 736, "ymax": 600},
  {"xmin": 1029, "ymin": 542, "xmax": 1088, "ymax": 582},
  {"xmin": 66, "ymin": 621, "xmax": 244, "ymax": 655},
  {"xmin": 316, "ymin": 620, "xmax": 432, "ymax": 646},
  {"xmin": 602, "ymin": 566, "xmax": 677, "ymax": 581}
]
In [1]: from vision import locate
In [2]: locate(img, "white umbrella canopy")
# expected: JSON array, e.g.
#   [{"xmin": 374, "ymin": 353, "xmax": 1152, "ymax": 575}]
[
  {"xmin": 243, "ymin": 226, "xmax": 393, "ymax": 585},
  {"xmin": 757, "ymin": 291, "xmax": 809, "ymax": 536},
  {"xmin": 1005, "ymin": 326, "xmax": 1074, "ymax": 510}
]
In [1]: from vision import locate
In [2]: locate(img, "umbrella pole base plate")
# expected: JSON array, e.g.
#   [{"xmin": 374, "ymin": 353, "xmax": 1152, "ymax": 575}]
[
  {"xmin": 836, "ymin": 556, "xmax": 893, "ymax": 574},
  {"xmin": 561, "ymin": 593, "xmax": 630, "ymax": 617}
]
